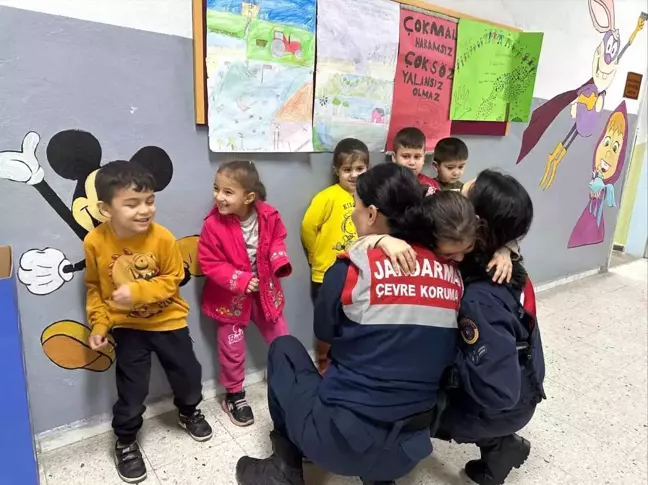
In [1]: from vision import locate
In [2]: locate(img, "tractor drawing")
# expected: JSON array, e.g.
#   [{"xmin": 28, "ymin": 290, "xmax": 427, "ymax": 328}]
[{"xmin": 270, "ymin": 30, "xmax": 303, "ymax": 59}]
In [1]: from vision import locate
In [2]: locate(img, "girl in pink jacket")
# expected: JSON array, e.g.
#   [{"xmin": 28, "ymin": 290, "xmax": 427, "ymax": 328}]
[{"xmin": 198, "ymin": 161, "xmax": 292, "ymax": 427}]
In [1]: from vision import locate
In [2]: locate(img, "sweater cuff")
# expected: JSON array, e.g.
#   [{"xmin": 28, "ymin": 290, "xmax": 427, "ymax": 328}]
[
  {"xmin": 235, "ymin": 271, "xmax": 255, "ymax": 294},
  {"xmin": 91, "ymin": 323, "xmax": 110, "ymax": 338},
  {"xmin": 128, "ymin": 282, "xmax": 143, "ymax": 306},
  {"xmin": 348, "ymin": 235, "xmax": 381, "ymax": 252},
  {"xmin": 271, "ymin": 252, "xmax": 292, "ymax": 278},
  {"xmin": 505, "ymin": 240, "xmax": 521, "ymax": 260}
]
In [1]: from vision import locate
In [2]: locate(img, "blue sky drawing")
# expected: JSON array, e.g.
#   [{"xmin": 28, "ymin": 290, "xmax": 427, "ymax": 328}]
[{"xmin": 207, "ymin": 0, "xmax": 316, "ymax": 32}]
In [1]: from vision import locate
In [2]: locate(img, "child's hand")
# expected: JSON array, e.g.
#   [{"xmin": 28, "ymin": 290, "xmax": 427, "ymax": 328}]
[
  {"xmin": 89, "ymin": 335, "xmax": 109, "ymax": 351},
  {"xmin": 112, "ymin": 285, "xmax": 133, "ymax": 306},
  {"xmin": 316, "ymin": 340, "xmax": 331, "ymax": 374},
  {"xmin": 246, "ymin": 277, "xmax": 259, "ymax": 293},
  {"xmin": 487, "ymin": 247, "xmax": 513, "ymax": 284},
  {"xmin": 376, "ymin": 236, "xmax": 418, "ymax": 275}
]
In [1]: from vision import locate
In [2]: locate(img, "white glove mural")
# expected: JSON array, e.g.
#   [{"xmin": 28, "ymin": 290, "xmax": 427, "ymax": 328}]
[
  {"xmin": 18, "ymin": 248, "xmax": 74, "ymax": 295},
  {"xmin": 0, "ymin": 132, "xmax": 45, "ymax": 185}
]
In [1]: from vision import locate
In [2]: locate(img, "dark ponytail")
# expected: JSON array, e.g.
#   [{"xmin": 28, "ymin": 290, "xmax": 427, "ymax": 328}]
[
  {"xmin": 356, "ymin": 164, "xmax": 477, "ymax": 251},
  {"xmin": 466, "ymin": 169, "xmax": 533, "ymax": 256},
  {"xmin": 217, "ymin": 160, "xmax": 267, "ymax": 202},
  {"xmin": 252, "ymin": 178, "xmax": 267, "ymax": 202}
]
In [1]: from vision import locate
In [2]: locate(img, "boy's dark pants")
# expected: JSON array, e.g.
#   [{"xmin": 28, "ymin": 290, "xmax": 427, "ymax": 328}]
[{"xmin": 112, "ymin": 327, "xmax": 203, "ymax": 444}]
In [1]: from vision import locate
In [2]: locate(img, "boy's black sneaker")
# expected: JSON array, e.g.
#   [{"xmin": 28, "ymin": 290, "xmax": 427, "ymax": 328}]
[
  {"xmin": 222, "ymin": 391, "xmax": 254, "ymax": 427},
  {"xmin": 114, "ymin": 441, "xmax": 147, "ymax": 484},
  {"xmin": 178, "ymin": 409, "xmax": 213, "ymax": 441}
]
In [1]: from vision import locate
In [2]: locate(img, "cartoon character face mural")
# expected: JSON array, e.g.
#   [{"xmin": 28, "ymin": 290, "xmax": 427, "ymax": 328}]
[
  {"xmin": 0, "ymin": 130, "xmax": 203, "ymax": 372},
  {"xmin": 516, "ymin": 0, "xmax": 645, "ymax": 190},
  {"xmin": 593, "ymin": 109, "xmax": 626, "ymax": 180},
  {"xmin": 567, "ymin": 102, "xmax": 628, "ymax": 248},
  {"xmin": 590, "ymin": 0, "xmax": 622, "ymax": 93}
]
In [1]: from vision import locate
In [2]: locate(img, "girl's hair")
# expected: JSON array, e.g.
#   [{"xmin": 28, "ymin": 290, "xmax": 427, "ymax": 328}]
[
  {"xmin": 355, "ymin": 164, "xmax": 477, "ymax": 251},
  {"xmin": 333, "ymin": 138, "xmax": 370, "ymax": 170},
  {"xmin": 466, "ymin": 169, "xmax": 533, "ymax": 255},
  {"xmin": 217, "ymin": 160, "xmax": 267, "ymax": 202}
]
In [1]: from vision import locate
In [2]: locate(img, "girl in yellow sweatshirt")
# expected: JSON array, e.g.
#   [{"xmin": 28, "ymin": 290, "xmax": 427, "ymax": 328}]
[{"xmin": 301, "ymin": 138, "xmax": 369, "ymax": 371}]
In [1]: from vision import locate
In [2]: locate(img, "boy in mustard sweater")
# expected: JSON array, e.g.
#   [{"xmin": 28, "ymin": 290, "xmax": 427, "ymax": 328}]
[
  {"xmin": 301, "ymin": 138, "xmax": 369, "ymax": 371},
  {"xmin": 84, "ymin": 161, "xmax": 212, "ymax": 484}
]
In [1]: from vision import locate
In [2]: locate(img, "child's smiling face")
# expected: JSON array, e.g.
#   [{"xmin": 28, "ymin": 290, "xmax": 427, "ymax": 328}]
[
  {"xmin": 213, "ymin": 172, "xmax": 255, "ymax": 219},
  {"xmin": 100, "ymin": 186, "xmax": 156, "ymax": 237},
  {"xmin": 336, "ymin": 158, "xmax": 368, "ymax": 193}
]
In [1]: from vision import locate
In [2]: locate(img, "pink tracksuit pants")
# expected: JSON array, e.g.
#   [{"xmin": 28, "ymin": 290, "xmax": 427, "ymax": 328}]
[{"xmin": 216, "ymin": 294, "xmax": 288, "ymax": 393}]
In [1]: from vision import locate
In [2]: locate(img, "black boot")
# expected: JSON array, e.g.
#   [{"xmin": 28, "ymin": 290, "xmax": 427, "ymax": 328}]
[
  {"xmin": 464, "ymin": 434, "xmax": 530, "ymax": 485},
  {"xmin": 236, "ymin": 430, "xmax": 304, "ymax": 485}
]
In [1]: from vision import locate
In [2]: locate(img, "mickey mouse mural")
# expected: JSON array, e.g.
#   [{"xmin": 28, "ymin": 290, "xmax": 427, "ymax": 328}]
[{"xmin": 0, "ymin": 130, "xmax": 203, "ymax": 371}]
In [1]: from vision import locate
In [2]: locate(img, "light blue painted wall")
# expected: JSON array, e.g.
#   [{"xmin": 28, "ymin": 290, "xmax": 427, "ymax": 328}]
[{"xmin": 626, "ymin": 148, "xmax": 648, "ymax": 257}]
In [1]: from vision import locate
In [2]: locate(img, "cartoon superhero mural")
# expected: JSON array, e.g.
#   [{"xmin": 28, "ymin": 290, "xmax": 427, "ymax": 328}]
[
  {"xmin": 567, "ymin": 102, "xmax": 628, "ymax": 248},
  {"xmin": 0, "ymin": 130, "xmax": 203, "ymax": 372},
  {"xmin": 516, "ymin": 0, "xmax": 646, "ymax": 190}
]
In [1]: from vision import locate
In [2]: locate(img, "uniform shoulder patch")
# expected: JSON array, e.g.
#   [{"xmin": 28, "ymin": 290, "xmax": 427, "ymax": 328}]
[{"xmin": 459, "ymin": 318, "xmax": 479, "ymax": 345}]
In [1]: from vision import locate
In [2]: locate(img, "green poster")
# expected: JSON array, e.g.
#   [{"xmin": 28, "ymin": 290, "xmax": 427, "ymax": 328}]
[{"xmin": 450, "ymin": 19, "xmax": 543, "ymax": 122}]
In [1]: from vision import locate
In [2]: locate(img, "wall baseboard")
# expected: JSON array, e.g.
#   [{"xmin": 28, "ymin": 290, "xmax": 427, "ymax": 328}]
[
  {"xmin": 35, "ymin": 267, "xmax": 603, "ymax": 455},
  {"xmin": 37, "ymin": 348, "xmax": 317, "ymax": 454},
  {"xmin": 36, "ymin": 368, "xmax": 266, "ymax": 454},
  {"xmin": 534, "ymin": 267, "xmax": 602, "ymax": 293}
]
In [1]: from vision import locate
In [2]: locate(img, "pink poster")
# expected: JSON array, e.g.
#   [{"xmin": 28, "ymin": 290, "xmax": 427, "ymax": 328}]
[{"xmin": 386, "ymin": 10, "xmax": 457, "ymax": 151}]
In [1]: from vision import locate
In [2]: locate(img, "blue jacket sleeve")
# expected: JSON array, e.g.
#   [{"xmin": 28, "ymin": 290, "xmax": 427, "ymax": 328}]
[
  {"xmin": 314, "ymin": 259, "xmax": 350, "ymax": 344},
  {"xmin": 455, "ymin": 295, "xmax": 521, "ymax": 411}
]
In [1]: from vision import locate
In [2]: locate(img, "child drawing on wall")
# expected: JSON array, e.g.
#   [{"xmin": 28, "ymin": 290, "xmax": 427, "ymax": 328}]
[
  {"xmin": 568, "ymin": 101, "xmax": 628, "ymax": 248},
  {"xmin": 516, "ymin": 0, "xmax": 645, "ymax": 190}
]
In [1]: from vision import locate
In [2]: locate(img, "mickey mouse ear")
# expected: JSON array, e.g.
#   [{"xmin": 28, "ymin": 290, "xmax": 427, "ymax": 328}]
[
  {"xmin": 130, "ymin": 146, "xmax": 173, "ymax": 192},
  {"xmin": 46, "ymin": 130, "xmax": 102, "ymax": 181}
]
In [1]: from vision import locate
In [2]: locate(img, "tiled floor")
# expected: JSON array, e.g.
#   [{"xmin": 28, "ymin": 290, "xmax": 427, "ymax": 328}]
[
  {"xmin": 38, "ymin": 260, "xmax": 648, "ymax": 485},
  {"xmin": 610, "ymin": 249, "xmax": 640, "ymax": 268}
]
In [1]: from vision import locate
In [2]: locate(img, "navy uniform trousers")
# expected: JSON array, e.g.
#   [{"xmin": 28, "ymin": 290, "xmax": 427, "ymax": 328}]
[
  {"xmin": 267, "ymin": 335, "xmax": 432, "ymax": 481},
  {"xmin": 435, "ymin": 399, "xmax": 536, "ymax": 444}
]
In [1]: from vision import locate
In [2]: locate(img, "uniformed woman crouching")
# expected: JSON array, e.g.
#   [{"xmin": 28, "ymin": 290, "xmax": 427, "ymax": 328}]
[
  {"xmin": 235, "ymin": 163, "xmax": 478, "ymax": 484},
  {"xmin": 375, "ymin": 169, "xmax": 546, "ymax": 485}
]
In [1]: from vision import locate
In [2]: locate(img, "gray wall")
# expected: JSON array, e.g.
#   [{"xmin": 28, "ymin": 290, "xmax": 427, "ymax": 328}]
[{"xmin": 0, "ymin": 7, "xmax": 635, "ymax": 433}]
